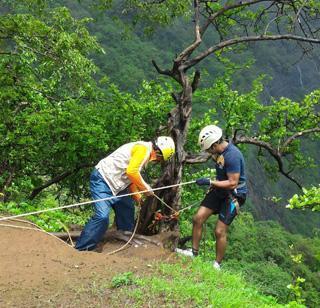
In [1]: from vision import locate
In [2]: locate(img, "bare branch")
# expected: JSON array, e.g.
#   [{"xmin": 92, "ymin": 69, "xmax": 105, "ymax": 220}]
[
  {"xmin": 184, "ymin": 152, "xmax": 210, "ymax": 164},
  {"xmin": 151, "ymin": 60, "xmax": 172, "ymax": 76},
  {"xmin": 29, "ymin": 163, "xmax": 93, "ymax": 199},
  {"xmin": 282, "ymin": 127, "xmax": 320, "ymax": 149},
  {"xmin": 234, "ymin": 136, "xmax": 302, "ymax": 189},
  {"xmin": 264, "ymin": 15, "xmax": 283, "ymax": 35},
  {"xmin": 0, "ymin": 52, "xmax": 18, "ymax": 56},
  {"xmin": 183, "ymin": 34, "xmax": 320, "ymax": 70},
  {"xmin": 175, "ymin": 0, "xmax": 202, "ymax": 64},
  {"xmin": 278, "ymin": 169, "xmax": 302, "ymax": 189},
  {"xmin": 171, "ymin": 92, "xmax": 180, "ymax": 104},
  {"xmin": 255, "ymin": 1, "xmax": 277, "ymax": 29},
  {"xmin": 200, "ymin": 0, "xmax": 270, "ymax": 36},
  {"xmin": 298, "ymin": 12, "xmax": 316, "ymax": 39},
  {"xmin": 235, "ymin": 136, "xmax": 279, "ymax": 156},
  {"xmin": 191, "ymin": 70, "xmax": 201, "ymax": 92},
  {"xmin": 232, "ymin": 128, "xmax": 247, "ymax": 141},
  {"xmin": 144, "ymin": 0, "xmax": 166, "ymax": 4}
]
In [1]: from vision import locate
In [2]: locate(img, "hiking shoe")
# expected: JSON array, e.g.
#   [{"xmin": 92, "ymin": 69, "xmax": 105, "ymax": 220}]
[
  {"xmin": 175, "ymin": 248, "xmax": 194, "ymax": 258},
  {"xmin": 93, "ymin": 243, "xmax": 104, "ymax": 253},
  {"xmin": 213, "ymin": 260, "xmax": 221, "ymax": 270}
]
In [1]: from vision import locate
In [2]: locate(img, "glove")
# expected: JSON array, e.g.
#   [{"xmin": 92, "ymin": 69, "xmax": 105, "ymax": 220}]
[{"xmin": 196, "ymin": 178, "xmax": 211, "ymax": 186}]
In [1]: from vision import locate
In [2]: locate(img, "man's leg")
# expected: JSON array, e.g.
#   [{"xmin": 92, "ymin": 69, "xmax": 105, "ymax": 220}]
[
  {"xmin": 75, "ymin": 169, "xmax": 114, "ymax": 251},
  {"xmin": 192, "ymin": 206, "xmax": 214, "ymax": 254},
  {"xmin": 113, "ymin": 193, "xmax": 135, "ymax": 232},
  {"xmin": 214, "ymin": 194, "xmax": 240, "ymax": 264},
  {"xmin": 214, "ymin": 220, "xmax": 229, "ymax": 264}
]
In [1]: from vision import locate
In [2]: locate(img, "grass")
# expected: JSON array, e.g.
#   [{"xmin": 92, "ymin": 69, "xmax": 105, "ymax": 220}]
[
  {"xmin": 108, "ymin": 257, "xmax": 304, "ymax": 307},
  {"xmin": 29, "ymin": 257, "xmax": 304, "ymax": 307}
]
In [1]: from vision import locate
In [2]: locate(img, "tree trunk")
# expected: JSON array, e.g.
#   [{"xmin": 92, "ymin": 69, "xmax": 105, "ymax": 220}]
[{"xmin": 138, "ymin": 75, "xmax": 193, "ymax": 234}]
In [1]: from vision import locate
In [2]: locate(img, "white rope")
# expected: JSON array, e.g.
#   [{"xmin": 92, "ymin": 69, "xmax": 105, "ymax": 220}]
[
  {"xmin": 178, "ymin": 200, "xmax": 200, "ymax": 213},
  {"xmin": 106, "ymin": 210, "xmax": 141, "ymax": 255},
  {"xmin": 0, "ymin": 215, "xmax": 74, "ymax": 248},
  {"xmin": 0, "ymin": 180, "xmax": 196, "ymax": 222},
  {"xmin": 0, "ymin": 215, "xmax": 42, "ymax": 229},
  {"xmin": 153, "ymin": 194, "xmax": 178, "ymax": 214},
  {"xmin": 0, "ymin": 223, "xmax": 73, "ymax": 248}
]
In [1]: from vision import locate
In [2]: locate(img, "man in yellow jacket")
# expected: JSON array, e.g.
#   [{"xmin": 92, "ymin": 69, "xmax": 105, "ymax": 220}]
[{"xmin": 76, "ymin": 136, "xmax": 175, "ymax": 251}]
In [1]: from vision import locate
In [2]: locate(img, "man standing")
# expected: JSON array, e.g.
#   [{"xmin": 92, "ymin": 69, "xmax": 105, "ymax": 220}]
[
  {"xmin": 180, "ymin": 125, "xmax": 247, "ymax": 270},
  {"xmin": 76, "ymin": 136, "xmax": 175, "ymax": 251}
]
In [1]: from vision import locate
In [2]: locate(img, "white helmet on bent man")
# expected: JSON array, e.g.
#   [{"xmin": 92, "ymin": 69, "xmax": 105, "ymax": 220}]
[
  {"xmin": 155, "ymin": 136, "xmax": 175, "ymax": 161},
  {"xmin": 198, "ymin": 125, "xmax": 223, "ymax": 151}
]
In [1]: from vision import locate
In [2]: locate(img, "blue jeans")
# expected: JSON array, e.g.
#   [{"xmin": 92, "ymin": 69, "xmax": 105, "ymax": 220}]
[{"xmin": 75, "ymin": 168, "xmax": 135, "ymax": 251}]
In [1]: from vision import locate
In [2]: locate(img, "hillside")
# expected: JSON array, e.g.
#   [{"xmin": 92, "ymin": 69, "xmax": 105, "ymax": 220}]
[
  {"xmin": 0, "ymin": 221, "xmax": 284, "ymax": 307},
  {"xmin": 1, "ymin": 2, "xmax": 319, "ymax": 307}
]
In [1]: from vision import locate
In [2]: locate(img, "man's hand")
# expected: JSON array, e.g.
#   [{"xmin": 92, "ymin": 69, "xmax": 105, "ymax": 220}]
[
  {"xmin": 195, "ymin": 178, "xmax": 211, "ymax": 186},
  {"xmin": 132, "ymin": 192, "xmax": 142, "ymax": 203},
  {"xmin": 145, "ymin": 190, "xmax": 155, "ymax": 197}
]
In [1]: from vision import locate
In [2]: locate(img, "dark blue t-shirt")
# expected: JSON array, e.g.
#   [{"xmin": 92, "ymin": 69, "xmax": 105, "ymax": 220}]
[{"xmin": 215, "ymin": 143, "xmax": 247, "ymax": 194}]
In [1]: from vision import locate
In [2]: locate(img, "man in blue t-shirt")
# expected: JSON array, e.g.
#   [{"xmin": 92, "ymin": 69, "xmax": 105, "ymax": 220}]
[{"xmin": 178, "ymin": 125, "xmax": 247, "ymax": 270}]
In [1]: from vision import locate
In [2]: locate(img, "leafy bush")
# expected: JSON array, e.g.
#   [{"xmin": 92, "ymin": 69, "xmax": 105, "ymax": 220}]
[
  {"xmin": 226, "ymin": 260, "xmax": 292, "ymax": 301},
  {"xmin": 287, "ymin": 186, "xmax": 320, "ymax": 212}
]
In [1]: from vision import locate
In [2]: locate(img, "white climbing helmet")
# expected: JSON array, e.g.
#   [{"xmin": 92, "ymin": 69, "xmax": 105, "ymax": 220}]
[
  {"xmin": 198, "ymin": 125, "xmax": 223, "ymax": 151},
  {"xmin": 155, "ymin": 136, "xmax": 175, "ymax": 161}
]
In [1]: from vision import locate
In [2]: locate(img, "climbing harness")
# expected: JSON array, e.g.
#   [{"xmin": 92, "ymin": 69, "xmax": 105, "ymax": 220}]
[{"xmin": 147, "ymin": 199, "xmax": 200, "ymax": 231}]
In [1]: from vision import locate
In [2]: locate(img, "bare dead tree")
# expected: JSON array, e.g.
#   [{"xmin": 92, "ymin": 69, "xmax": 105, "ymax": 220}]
[{"xmin": 137, "ymin": 0, "xmax": 320, "ymax": 233}]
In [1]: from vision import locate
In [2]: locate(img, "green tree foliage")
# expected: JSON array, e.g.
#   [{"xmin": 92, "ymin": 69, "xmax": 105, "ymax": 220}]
[
  {"xmin": 92, "ymin": 0, "xmax": 191, "ymax": 31},
  {"xmin": 193, "ymin": 73, "xmax": 320, "ymax": 183},
  {"xmin": 0, "ymin": 1, "xmax": 173, "ymax": 200},
  {"xmin": 287, "ymin": 186, "xmax": 320, "ymax": 212},
  {"xmin": 0, "ymin": 0, "xmax": 101, "ymax": 196}
]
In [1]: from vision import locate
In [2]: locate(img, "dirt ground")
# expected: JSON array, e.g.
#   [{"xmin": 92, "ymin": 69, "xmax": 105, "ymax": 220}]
[{"xmin": 0, "ymin": 220, "xmax": 178, "ymax": 307}]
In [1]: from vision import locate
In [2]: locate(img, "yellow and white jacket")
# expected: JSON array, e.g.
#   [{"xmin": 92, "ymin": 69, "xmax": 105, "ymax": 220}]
[{"xmin": 95, "ymin": 141, "xmax": 157, "ymax": 201}]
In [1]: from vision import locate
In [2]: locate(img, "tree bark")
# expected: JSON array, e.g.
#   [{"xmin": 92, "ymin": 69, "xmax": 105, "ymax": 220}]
[{"xmin": 138, "ymin": 73, "xmax": 194, "ymax": 234}]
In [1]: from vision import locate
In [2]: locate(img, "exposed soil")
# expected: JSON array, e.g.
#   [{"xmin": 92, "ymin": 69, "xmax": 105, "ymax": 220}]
[{"xmin": 0, "ymin": 221, "xmax": 178, "ymax": 307}]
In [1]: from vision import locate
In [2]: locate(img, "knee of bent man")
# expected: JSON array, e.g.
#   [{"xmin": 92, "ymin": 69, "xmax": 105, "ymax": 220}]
[
  {"xmin": 94, "ymin": 200, "xmax": 112, "ymax": 220},
  {"xmin": 94, "ymin": 213, "xmax": 109, "ymax": 226}
]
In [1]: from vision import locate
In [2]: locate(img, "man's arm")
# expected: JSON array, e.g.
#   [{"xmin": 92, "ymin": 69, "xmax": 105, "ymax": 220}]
[
  {"xmin": 196, "ymin": 151, "xmax": 241, "ymax": 189},
  {"xmin": 211, "ymin": 172, "xmax": 240, "ymax": 190},
  {"xmin": 126, "ymin": 144, "xmax": 154, "ymax": 196},
  {"xmin": 128, "ymin": 183, "xmax": 142, "ymax": 203}
]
